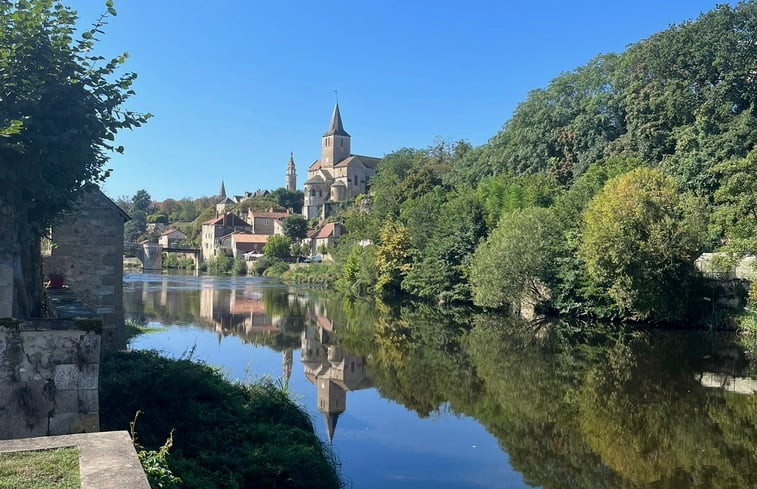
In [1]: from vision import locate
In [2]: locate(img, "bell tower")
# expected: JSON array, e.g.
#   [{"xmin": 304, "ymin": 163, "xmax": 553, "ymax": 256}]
[
  {"xmin": 321, "ymin": 103, "xmax": 350, "ymax": 168},
  {"xmin": 286, "ymin": 152, "xmax": 297, "ymax": 191}
]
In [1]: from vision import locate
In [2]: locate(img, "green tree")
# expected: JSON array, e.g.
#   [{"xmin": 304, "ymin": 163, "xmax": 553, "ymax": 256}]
[
  {"xmin": 711, "ymin": 146, "xmax": 757, "ymax": 255},
  {"xmin": 131, "ymin": 189, "xmax": 152, "ymax": 213},
  {"xmin": 282, "ymin": 215, "xmax": 307, "ymax": 242},
  {"xmin": 579, "ymin": 167, "xmax": 707, "ymax": 320},
  {"xmin": 374, "ymin": 221, "xmax": 415, "ymax": 301},
  {"xmin": 0, "ymin": 0, "xmax": 149, "ymax": 316},
  {"xmin": 263, "ymin": 235, "xmax": 292, "ymax": 260},
  {"xmin": 470, "ymin": 207, "xmax": 563, "ymax": 310}
]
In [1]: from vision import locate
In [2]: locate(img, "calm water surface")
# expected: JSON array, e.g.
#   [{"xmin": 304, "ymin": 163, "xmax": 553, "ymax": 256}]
[{"xmin": 124, "ymin": 272, "xmax": 757, "ymax": 489}]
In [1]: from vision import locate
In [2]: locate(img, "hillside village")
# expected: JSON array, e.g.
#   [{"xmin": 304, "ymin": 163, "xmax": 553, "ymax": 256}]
[{"xmin": 129, "ymin": 103, "xmax": 371, "ymax": 264}]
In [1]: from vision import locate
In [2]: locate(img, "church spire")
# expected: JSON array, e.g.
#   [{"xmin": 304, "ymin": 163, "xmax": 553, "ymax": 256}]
[
  {"xmin": 219, "ymin": 180, "xmax": 226, "ymax": 199},
  {"xmin": 323, "ymin": 102, "xmax": 350, "ymax": 137},
  {"xmin": 286, "ymin": 152, "xmax": 297, "ymax": 192}
]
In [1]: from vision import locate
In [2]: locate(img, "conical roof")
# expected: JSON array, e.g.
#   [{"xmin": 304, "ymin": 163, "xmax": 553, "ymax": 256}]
[
  {"xmin": 322, "ymin": 411, "xmax": 341, "ymax": 443},
  {"xmin": 219, "ymin": 180, "xmax": 226, "ymax": 199},
  {"xmin": 322, "ymin": 103, "xmax": 350, "ymax": 137}
]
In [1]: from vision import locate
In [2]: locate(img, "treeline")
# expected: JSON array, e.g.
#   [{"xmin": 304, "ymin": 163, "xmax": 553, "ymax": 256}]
[{"xmin": 330, "ymin": 3, "xmax": 757, "ymax": 323}]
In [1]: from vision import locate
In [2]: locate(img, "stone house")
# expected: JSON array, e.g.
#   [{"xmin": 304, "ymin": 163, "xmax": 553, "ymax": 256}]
[
  {"xmin": 306, "ymin": 222, "xmax": 345, "ymax": 255},
  {"xmin": 201, "ymin": 213, "xmax": 250, "ymax": 261},
  {"xmin": 247, "ymin": 209, "xmax": 293, "ymax": 235},
  {"xmin": 43, "ymin": 185, "xmax": 130, "ymax": 351},
  {"xmin": 303, "ymin": 103, "xmax": 381, "ymax": 220},
  {"xmin": 219, "ymin": 232, "xmax": 269, "ymax": 258},
  {"xmin": 158, "ymin": 228, "xmax": 187, "ymax": 248}
]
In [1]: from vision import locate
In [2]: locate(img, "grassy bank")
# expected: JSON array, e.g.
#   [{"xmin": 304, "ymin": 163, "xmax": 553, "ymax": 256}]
[{"xmin": 99, "ymin": 350, "xmax": 341, "ymax": 489}]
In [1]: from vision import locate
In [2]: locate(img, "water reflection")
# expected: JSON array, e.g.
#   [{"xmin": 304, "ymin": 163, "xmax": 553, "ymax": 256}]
[{"xmin": 125, "ymin": 274, "xmax": 757, "ymax": 489}]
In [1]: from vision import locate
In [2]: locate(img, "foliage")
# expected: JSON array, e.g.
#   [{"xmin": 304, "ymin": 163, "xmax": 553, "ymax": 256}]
[
  {"xmin": 130, "ymin": 412, "xmax": 181, "ymax": 489},
  {"xmin": 99, "ymin": 350, "xmax": 342, "ymax": 489},
  {"xmin": 579, "ymin": 167, "xmax": 707, "ymax": 320},
  {"xmin": 402, "ymin": 190, "xmax": 486, "ymax": 303},
  {"xmin": 263, "ymin": 235, "xmax": 292, "ymax": 260},
  {"xmin": 252, "ymin": 255, "xmax": 283, "ymax": 276},
  {"xmin": 470, "ymin": 207, "xmax": 563, "ymax": 309},
  {"xmin": 475, "ymin": 173, "xmax": 561, "ymax": 230},
  {"xmin": 373, "ymin": 221, "xmax": 415, "ymax": 301},
  {"xmin": 711, "ymin": 146, "xmax": 757, "ymax": 255},
  {"xmin": 445, "ymin": 3, "xmax": 757, "ymax": 191},
  {"xmin": 0, "ymin": 0, "xmax": 149, "ymax": 316},
  {"xmin": 282, "ymin": 215, "xmax": 307, "ymax": 242}
]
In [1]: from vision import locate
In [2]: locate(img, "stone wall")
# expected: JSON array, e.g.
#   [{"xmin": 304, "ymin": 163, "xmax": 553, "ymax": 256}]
[
  {"xmin": 0, "ymin": 319, "xmax": 100, "ymax": 440},
  {"xmin": 43, "ymin": 187, "xmax": 129, "ymax": 352}
]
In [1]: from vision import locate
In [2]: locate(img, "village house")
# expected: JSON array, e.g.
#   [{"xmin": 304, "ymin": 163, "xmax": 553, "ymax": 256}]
[
  {"xmin": 247, "ymin": 209, "xmax": 293, "ymax": 235},
  {"xmin": 158, "ymin": 228, "xmax": 187, "ymax": 248},
  {"xmin": 201, "ymin": 212, "xmax": 251, "ymax": 261},
  {"xmin": 219, "ymin": 232, "xmax": 269, "ymax": 258},
  {"xmin": 305, "ymin": 222, "xmax": 345, "ymax": 255},
  {"xmin": 303, "ymin": 103, "xmax": 381, "ymax": 220}
]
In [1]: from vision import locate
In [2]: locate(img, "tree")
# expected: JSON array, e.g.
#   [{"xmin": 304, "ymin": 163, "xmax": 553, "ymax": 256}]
[
  {"xmin": 711, "ymin": 146, "xmax": 757, "ymax": 255},
  {"xmin": 579, "ymin": 167, "xmax": 707, "ymax": 320},
  {"xmin": 282, "ymin": 215, "xmax": 307, "ymax": 242},
  {"xmin": 470, "ymin": 207, "xmax": 563, "ymax": 309},
  {"xmin": 0, "ymin": 1, "xmax": 149, "ymax": 316},
  {"xmin": 131, "ymin": 189, "xmax": 152, "ymax": 213},
  {"xmin": 374, "ymin": 221, "xmax": 415, "ymax": 301},
  {"xmin": 263, "ymin": 235, "xmax": 292, "ymax": 260}
]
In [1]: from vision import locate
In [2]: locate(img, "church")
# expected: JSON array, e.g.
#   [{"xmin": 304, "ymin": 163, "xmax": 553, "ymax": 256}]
[{"xmin": 302, "ymin": 103, "xmax": 380, "ymax": 220}]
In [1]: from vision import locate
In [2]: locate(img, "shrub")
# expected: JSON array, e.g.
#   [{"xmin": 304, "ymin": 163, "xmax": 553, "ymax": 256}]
[{"xmin": 99, "ymin": 350, "xmax": 341, "ymax": 489}]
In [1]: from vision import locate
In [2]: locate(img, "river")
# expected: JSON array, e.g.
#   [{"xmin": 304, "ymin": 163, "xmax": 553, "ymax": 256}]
[{"xmin": 124, "ymin": 272, "xmax": 757, "ymax": 489}]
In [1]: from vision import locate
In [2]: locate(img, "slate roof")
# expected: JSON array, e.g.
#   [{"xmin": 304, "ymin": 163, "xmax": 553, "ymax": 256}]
[{"xmin": 322, "ymin": 103, "xmax": 350, "ymax": 137}]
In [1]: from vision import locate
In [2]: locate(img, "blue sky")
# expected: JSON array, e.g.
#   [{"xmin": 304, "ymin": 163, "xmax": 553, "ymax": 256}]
[{"xmin": 66, "ymin": 0, "xmax": 735, "ymax": 201}]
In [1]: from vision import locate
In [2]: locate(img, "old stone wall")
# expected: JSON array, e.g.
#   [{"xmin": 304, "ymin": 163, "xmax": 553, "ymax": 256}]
[
  {"xmin": 0, "ymin": 320, "xmax": 100, "ymax": 440},
  {"xmin": 44, "ymin": 188, "xmax": 127, "ymax": 352}
]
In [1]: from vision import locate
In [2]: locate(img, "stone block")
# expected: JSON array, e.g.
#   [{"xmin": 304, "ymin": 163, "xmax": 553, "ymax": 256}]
[
  {"xmin": 54, "ymin": 364, "xmax": 98, "ymax": 390},
  {"xmin": 48, "ymin": 411, "xmax": 99, "ymax": 435}
]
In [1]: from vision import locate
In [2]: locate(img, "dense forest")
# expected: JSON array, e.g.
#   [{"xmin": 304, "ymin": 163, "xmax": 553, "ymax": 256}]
[{"xmin": 325, "ymin": 2, "xmax": 756, "ymax": 326}]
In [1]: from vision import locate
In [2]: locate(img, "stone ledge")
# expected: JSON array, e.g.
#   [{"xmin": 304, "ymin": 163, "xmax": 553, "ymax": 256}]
[{"xmin": 0, "ymin": 431, "xmax": 149, "ymax": 489}]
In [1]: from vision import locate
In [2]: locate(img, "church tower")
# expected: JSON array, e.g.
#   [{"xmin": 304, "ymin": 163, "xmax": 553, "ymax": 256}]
[
  {"xmin": 286, "ymin": 152, "xmax": 297, "ymax": 192},
  {"xmin": 321, "ymin": 103, "xmax": 350, "ymax": 168}
]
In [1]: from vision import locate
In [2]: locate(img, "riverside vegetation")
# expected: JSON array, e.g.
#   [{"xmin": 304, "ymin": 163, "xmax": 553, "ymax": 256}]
[
  {"xmin": 289, "ymin": 3, "xmax": 756, "ymax": 342},
  {"xmin": 99, "ymin": 350, "xmax": 342, "ymax": 489}
]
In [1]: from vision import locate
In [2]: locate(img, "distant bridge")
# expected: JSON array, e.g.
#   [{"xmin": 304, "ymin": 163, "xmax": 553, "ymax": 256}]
[{"xmin": 124, "ymin": 242, "xmax": 201, "ymax": 272}]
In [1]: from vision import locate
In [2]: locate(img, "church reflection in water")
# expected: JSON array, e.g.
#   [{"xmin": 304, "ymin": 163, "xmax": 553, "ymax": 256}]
[
  {"xmin": 126, "ymin": 277, "xmax": 371, "ymax": 442},
  {"xmin": 300, "ymin": 320, "xmax": 371, "ymax": 442}
]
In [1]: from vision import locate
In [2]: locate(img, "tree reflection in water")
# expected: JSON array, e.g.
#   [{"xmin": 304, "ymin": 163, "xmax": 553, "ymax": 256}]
[{"xmin": 125, "ymin": 275, "xmax": 756, "ymax": 489}]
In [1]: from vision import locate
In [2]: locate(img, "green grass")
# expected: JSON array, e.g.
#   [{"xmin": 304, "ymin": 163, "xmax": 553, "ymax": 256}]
[
  {"xmin": 125, "ymin": 320, "xmax": 165, "ymax": 341},
  {"xmin": 99, "ymin": 350, "xmax": 342, "ymax": 489},
  {"xmin": 0, "ymin": 447, "xmax": 80, "ymax": 489}
]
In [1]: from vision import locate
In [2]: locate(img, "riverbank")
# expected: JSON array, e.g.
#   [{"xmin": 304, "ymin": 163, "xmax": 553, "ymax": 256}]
[{"xmin": 99, "ymin": 350, "xmax": 342, "ymax": 489}]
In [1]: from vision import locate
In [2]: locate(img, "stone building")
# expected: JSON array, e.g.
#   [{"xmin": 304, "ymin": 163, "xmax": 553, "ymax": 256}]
[
  {"xmin": 43, "ymin": 185, "xmax": 130, "ymax": 351},
  {"xmin": 303, "ymin": 103, "xmax": 381, "ymax": 220},
  {"xmin": 247, "ymin": 209, "xmax": 292, "ymax": 235},
  {"xmin": 158, "ymin": 228, "xmax": 187, "ymax": 248},
  {"xmin": 286, "ymin": 152, "xmax": 297, "ymax": 192},
  {"xmin": 201, "ymin": 212, "xmax": 250, "ymax": 261}
]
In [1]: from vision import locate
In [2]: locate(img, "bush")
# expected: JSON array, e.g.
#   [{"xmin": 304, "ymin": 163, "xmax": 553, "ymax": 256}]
[{"xmin": 99, "ymin": 350, "xmax": 341, "ymax": 489}]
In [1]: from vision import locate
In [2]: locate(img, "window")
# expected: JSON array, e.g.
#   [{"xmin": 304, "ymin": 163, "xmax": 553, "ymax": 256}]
[{"xmin": 354, "ymin": 174, "xmax": 358, "ymax": 186}]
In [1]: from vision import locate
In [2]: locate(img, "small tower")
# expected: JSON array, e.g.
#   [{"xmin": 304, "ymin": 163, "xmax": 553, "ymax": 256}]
[
  {"xmin": 286, "ymin": 152, "xmax": 297, "ymax": 192},
  {"xmin": 219, "ymin": 180, "xmax": 226, "ymax": 199},
  {"xmin": 321, "ymin": 103, "xmax": 350, "ymax": 168}
]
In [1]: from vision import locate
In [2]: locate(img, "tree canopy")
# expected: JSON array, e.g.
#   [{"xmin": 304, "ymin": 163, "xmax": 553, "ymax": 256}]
[{"xmin": 0, "ymin": 0, "xmax": 149, "ymax": 316}]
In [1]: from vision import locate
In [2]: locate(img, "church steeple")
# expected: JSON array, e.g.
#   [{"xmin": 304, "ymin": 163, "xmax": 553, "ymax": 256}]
[
  {"xmin": 219, "ymin": 180, "xmax": 226, "ymax": 199},
  {"xmin": 323, "ymin": 103, "xmax": 350, "ymax": 137},
  {"xmin": 286, "ymin": 152, "xmax": 297, "ymax": 192},
  {"xmin": 321, "ymin": 103, "xmax": 351, "ymax": 167}
]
